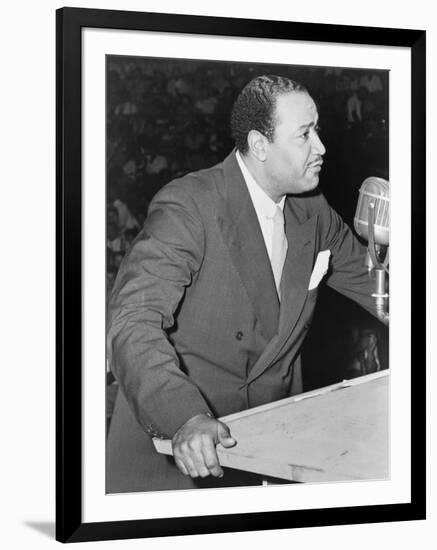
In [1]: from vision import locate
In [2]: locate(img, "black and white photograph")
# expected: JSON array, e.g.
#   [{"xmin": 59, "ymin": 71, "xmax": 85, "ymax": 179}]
[
  {"xmin": 3, "ymin": 0, "xmax": 435, "ymax": 548},
  {"xmin": 105, "ymin": 56, "xmax": 390, "ymax": 494},
  {"xmin": 52, "ymin": 5, "xmax": 426, "ymax": 545}
]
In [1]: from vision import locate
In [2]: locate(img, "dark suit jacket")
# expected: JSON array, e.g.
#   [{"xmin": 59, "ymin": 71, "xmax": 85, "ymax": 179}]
[{"xmin": 106, "ymin": 151, "xmax": 379, "ymax": 492}]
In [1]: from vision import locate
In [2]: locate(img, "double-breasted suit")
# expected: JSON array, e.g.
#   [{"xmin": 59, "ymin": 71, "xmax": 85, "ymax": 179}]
[{"xmin": 106, "ymin": 151, "xmax": 378, "ymax": 492}]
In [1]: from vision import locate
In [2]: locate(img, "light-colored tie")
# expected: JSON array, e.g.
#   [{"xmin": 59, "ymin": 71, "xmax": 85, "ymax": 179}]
[{"xmin": 270, "ymin": 205, "xmax": 288, "ymax": 299}]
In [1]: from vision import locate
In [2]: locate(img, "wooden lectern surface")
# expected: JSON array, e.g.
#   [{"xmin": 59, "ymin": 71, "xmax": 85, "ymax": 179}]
[{"xmin": 153, "ymin": 370, "xmax": 389, "ymax": 483}]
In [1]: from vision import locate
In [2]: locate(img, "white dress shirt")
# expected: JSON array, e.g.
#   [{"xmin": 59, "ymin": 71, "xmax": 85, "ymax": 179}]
[{"xmin": 235, "ymin": 150, "xmax": 286, "ymax": 264}]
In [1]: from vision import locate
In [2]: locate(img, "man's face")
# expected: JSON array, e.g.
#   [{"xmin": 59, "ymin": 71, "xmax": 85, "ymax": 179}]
[{"xmin": 264, "ymin": 91, "xmax": 326, "ymax": 199}]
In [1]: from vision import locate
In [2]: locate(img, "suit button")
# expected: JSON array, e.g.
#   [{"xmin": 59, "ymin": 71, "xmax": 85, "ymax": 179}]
[{"xmin": 235, "ymin": 331, "xmax": 244, "ymax": 341}]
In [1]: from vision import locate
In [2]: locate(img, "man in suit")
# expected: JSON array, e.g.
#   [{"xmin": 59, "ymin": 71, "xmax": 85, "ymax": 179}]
[{"xmin": 107, "ymin": 74, "xmax": 383, "ymax": 492}]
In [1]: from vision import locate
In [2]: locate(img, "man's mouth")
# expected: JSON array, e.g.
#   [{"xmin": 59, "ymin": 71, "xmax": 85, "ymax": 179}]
[{"xmin": 307, "ymin": 160, "xmax": 323, "ymax": 171}]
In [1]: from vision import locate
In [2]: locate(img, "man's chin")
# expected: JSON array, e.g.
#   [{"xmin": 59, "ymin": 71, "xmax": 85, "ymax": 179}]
[
  {"xmin": 302, "ymin": 176, "xmax": 320, "ymax": 192},
  {"xmin": 286, "ymin": 175, "xmax": 320, "ymax": 195}
]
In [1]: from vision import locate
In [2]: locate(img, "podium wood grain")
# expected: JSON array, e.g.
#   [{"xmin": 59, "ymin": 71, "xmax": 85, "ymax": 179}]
[{"xmin": 153, "ymin": 370, "xmax": 389, "ymax": 482}]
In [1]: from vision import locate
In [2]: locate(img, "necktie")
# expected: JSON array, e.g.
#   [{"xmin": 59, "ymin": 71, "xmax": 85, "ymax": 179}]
[{"xmin": 270, "ymin": 205, "xmax": 288, "ymax": 299}]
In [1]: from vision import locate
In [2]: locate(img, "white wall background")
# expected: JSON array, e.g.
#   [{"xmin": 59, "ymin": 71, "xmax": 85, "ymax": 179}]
[{"xmin": 0, "ymin": 1, "xmax": 434, "ymax": 548}]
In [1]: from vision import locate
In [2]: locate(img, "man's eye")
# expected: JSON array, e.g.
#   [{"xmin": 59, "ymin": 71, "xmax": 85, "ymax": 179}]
[{"xmin": 299, "ymin": 126, "xmax": 321, "ymax": 140}]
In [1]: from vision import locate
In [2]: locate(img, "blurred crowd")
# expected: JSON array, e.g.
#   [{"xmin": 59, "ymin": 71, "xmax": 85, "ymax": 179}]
[{"xmin": 106, "ymin": 57, "xmax": 389, "ymax": 416}]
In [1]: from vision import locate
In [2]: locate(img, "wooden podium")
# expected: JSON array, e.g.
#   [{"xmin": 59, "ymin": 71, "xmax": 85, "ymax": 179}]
[{"xmin": 153, "ymin": 370, "xmax": 389, "ymax": 483}]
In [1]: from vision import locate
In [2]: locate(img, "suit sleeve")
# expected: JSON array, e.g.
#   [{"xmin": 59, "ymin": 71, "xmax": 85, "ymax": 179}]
[
  {"xmin": 318, "ymin": 194, "xmax": 386, "ymax": 322},
  {"xmin": 107, "ymin": 182, "xmax": 213, "ymax": 438}
]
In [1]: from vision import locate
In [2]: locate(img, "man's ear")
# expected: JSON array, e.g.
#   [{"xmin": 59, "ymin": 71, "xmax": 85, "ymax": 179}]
[{"xmin": 247, "ymin": 130, "xmax": 267, "ymax": 162}]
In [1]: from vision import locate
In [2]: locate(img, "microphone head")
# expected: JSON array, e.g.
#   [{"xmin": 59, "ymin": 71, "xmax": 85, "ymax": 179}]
[{"xmin": 354, "ymin": 177, "xmax": 390, "ymax": 246}]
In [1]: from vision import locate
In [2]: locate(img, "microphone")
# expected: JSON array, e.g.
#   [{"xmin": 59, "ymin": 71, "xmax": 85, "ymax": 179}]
[
  {"xmin": 354, "ymin": 177, "xmax": 390, "ymax": 323},
  {"xmin": 354, "ymin": 177, "xmax": 389, "ymax": 248}
]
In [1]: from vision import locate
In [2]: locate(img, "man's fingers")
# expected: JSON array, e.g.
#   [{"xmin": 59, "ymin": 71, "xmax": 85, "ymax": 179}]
[
  {"xmin": 171, "ymin": 415, "xmax": 233, "ymax": 478},
  {"xmin": 218, "ymin": 434, "xmax": 237, "ymax": 448},
  {"xmin": 176, "ymin": 449, "xmax": 200, "ymax": 478},
  {"xmin": 174, "ymin": 439, "xmax": 211, "ymax": 478},
  {"xmin": 184, "ymin": 459, "xmax": 200, "ymax": 478},
  {"xmin": 189, "ymin": 439, "xmax": 211, "ymax": 478},
  {"xmin": 216, "ymin": 422, "xmax": 237, "ymax": 448},
  {"xmin": 175, "ymin": 438, "xmax": 222, "ymax": 478},
  {"xmin": 174, "ymin": 456, "xmax": 189, "ymax": 476},
  {"xmin": 174, "ymin": 439, "xmax": 200, "ymax": 477},
  {"xmin": 201, "ymin": 436, "xmax": 223, "ymax": 478}
]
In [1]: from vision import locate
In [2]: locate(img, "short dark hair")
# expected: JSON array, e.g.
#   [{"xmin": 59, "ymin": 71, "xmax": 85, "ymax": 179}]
[{"xmin": 230, "ymin": 75, "xmax": 307, "ymax": 154}]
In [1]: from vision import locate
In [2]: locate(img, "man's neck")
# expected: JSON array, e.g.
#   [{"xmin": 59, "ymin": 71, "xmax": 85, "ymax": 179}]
[{"xmin": 238, "ymin": 151, "xmax": 283, "ymax": 204}]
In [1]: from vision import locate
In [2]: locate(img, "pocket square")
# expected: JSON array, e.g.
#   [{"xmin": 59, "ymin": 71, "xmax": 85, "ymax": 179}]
[{"xmin": 308, "ymin": 250, "xmax": 331, "ymax": 290}]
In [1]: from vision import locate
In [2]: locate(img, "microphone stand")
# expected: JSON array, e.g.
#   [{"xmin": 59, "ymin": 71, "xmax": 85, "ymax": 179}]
[{"xmin": 367, "ymin": 203, "xmax": 389, "ymax": 323}]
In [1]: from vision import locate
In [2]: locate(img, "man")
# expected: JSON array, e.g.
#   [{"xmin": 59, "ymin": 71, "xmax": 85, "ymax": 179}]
[{"xmin": 107, "ymin": 74, "xmax": 383, "ymax": 492}]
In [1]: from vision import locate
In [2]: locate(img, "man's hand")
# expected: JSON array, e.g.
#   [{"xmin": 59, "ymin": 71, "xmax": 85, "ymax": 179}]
[{"xmin": 172, "ymin": 413, "xmax": 237, "ymax": 478}]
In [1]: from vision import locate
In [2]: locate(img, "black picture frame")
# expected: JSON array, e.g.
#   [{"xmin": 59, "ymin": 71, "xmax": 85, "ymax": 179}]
[{"xmin": 56, "ymin": 6, "xmax": 426, "ymax": 543}]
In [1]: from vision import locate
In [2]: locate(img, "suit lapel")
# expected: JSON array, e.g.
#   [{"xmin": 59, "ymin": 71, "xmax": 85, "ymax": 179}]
[
  {"xmin": 246, "ymin": 197, "xmax": 318, "ymax": 384},
  {"xmin": 278, "ymin": 199, "xmax": 318, "ymax": 338},
  {"xmin": 218, "ymin": 153, "xmax": 280, "ymax": 341}
]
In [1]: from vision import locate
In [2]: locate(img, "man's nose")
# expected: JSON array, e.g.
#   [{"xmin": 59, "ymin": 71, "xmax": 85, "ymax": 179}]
[{"xmin": 312, "ymin": 132, "xmax": 326, "ymax": 156}]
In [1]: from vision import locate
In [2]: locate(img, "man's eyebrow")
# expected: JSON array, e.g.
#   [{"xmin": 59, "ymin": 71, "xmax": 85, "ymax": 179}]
[{"xmin": 296, "ymin": 120, "xmax": 317, "ymax": 131}]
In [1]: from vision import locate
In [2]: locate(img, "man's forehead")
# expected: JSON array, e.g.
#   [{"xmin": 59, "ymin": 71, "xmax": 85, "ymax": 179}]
[{"xmin": 275, "ymin": 92, "xmax": 318, "ymax": 127}]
